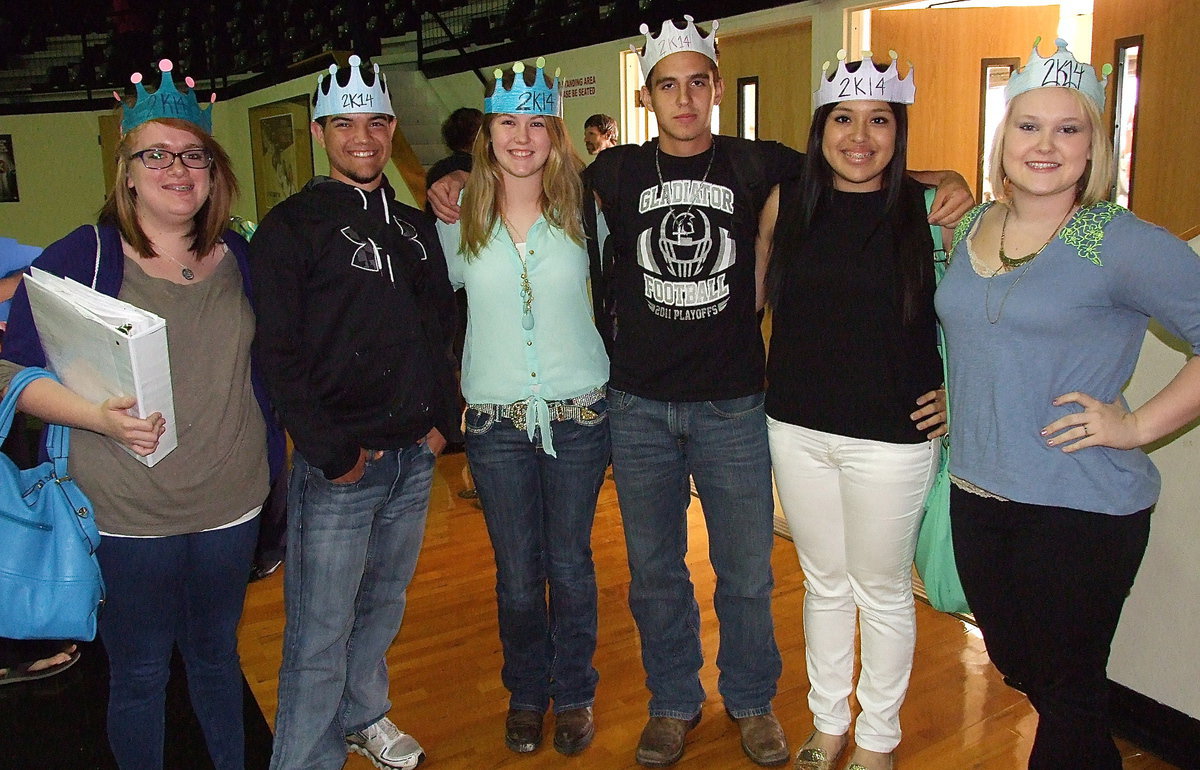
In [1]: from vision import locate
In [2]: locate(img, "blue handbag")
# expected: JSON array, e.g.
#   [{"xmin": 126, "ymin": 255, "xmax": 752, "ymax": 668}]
[{"xmin": 0, "ymin": 366, "xmax": 105, "ymax": 640}]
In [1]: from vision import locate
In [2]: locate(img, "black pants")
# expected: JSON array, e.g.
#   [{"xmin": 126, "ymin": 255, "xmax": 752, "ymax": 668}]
[{"xmin": 950, "ymin": 487, "xmax": 1151, "ymax": 769}]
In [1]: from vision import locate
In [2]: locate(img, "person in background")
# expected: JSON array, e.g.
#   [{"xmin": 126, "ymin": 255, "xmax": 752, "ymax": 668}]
[
  {"xmin": 0, "ymin": 235, "xmax": 41, "ymax": 333},
  {"xmin": 0, "ymin": 59, "xmax": 285, "ymax": 769},
  {"xmin": 935, "ymin": 38, "xmax": 1200, "ymax": 769},
  {"xmin": 583, "ymin": 113, "xmax": 618, "ymax": 155},
  {"xmin": 251, "ymin": 55, "xmax": 459, "ymax": 770},
  {"xmin": 426, "ymin": 107, "xmax": 481, "ymax": 385},
  {"xmin": 436, "ymin": 57, "xmax": 610, "ymax": 758},
  {"xmin": 426, "ymin": 106, "xmax": 484, "ymax": 441},
  {"xmin": 757, "ymin": 52, "xmax": 948, "ymax": 770},
  {"xmin": 425, "ymin": 107, "xmax": 483, "ymax": 200}
]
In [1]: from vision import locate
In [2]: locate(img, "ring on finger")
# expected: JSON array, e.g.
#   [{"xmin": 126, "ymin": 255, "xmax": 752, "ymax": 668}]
[{"xmin": 1083, "ymin": 425, "xmax": 1090, "ymax": 436}]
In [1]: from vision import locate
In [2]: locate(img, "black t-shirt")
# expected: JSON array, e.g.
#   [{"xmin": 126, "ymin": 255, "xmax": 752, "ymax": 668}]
[
  {"xmin": 425, "ymin": 151, "xmax": 473, "ymax": 215},
  {"xmin": 765, "ymin": 185, "xmax": 942, "ymax": 443},
  {"xmin": 425, "ymin": 151, "xmax": 473, "ymax": 190},
  {"xmin": 592, "ymin": 138, "xmax": 800, "ymax": 402}
]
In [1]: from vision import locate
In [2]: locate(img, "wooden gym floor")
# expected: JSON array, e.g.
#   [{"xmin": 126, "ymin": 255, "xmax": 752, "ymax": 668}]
[{"xmin": 236, "ymin": 451, "xmax": 1177, "ymax": 769}]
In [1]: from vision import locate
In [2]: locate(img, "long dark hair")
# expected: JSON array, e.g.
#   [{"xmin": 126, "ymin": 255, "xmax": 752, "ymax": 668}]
[{"xmin": 765, "ymin": 62, "xmax": 931, "ymax": 324}]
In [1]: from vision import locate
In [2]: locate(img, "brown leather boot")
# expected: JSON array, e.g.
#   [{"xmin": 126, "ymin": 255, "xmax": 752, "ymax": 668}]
[
  {"xmin": 731, "ymin": 712, "xmax": 789, "ymax": 766},
  {"xmin": 504, "ymin": 709, "xmax": 543, "ymax": 753},
  {"xmin": 553, "ymin": 706, "xmax": 595, "ymax": 755},
  {"xmin": 635, "ymin": 712, "xmax": 702, "ymax": 767}
]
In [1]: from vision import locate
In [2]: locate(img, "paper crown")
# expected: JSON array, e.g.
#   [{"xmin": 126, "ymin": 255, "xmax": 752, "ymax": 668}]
[
  {"xmin": 632, "ymin": 15, "xmax": 719, "ymax": 81},
  {"xmin": 1006, "ymin": 37, "xmax": 1112, "ymax": 109},
  {"xmin": 114, "ymin": 59, "xmax": 216, "ymax": 135},
  {"xmin": 312, "ymin": 55, "xmax": 395, "ymax": 120},
  {"xmin": 813, "ymin": 50, "xmax": 916, "ymax": 111},
  {"xmin": 484, "ymin": 58, "xmax": 563, "ymax": 118}
]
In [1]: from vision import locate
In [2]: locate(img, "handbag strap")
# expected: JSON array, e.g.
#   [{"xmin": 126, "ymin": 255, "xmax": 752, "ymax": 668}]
[
  {"xmin": 0, "ymin": 367, "xmax": 71, "ymax": 474},
  {"xmin": 90, "ymin": 224, "xmax": 102, "ymax": 289},
  {"xmin": 925, "ymin": 187, "xmax": 948, "ymax": 284},
  {"xmin": 924, "ymin": 188, "xmax": 951, "ymax": 439}
]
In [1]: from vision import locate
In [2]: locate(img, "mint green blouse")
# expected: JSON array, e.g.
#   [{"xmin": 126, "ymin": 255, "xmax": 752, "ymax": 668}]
[{"xmin": 437, "ymin": 214, "xmax": 608, "ymax": 456}]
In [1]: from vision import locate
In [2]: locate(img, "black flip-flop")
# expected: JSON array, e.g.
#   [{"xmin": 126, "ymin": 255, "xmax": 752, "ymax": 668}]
[{"xmin": 0, "ymin": 648, "xmax": 81, "ymax": 687}]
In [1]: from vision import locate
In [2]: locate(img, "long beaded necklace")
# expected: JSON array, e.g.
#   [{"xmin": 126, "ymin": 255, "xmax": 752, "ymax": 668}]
[
  {"xmin": 502, "ymin": 216, "xmax": 535, "ymax": 330},
  {"xmin": 985, "ymin": 204, "xmax": 1076, "ymax": 324},
  {"xmin": 654, "ymin": 138, "xmax": 717, "ymax": 215}
]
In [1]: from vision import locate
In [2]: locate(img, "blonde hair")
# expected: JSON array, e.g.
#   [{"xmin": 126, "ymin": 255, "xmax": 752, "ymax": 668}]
[
  {"xmin": 99, "ymin": 118, "xmax": 238, "ymax": 259},
  {"xmin": 988, "ymin": 87, "xmax": 1115, "ymax": 207},
  {"xmin": 459, "ymin": 71, "xmax": 585, "ymax": 258}
]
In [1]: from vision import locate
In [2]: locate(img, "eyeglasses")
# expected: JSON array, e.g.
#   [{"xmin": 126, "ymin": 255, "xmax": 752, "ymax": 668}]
[{"xmin": 130, "ymin": 148, "xmax": 214, "ymax": 170}]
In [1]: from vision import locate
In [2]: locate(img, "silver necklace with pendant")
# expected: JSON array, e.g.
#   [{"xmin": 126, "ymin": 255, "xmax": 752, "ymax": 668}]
[{"xmin": 162, "ymin": 252, "xmax": 195, "ymax": 280}]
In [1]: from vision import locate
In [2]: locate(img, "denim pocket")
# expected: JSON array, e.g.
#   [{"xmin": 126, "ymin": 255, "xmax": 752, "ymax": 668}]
[
  {"xmin": 607, "ymin": 388, "xmax": 637, "ymax": 414},
  {"xmin": 705, "ymin": 392, "xmax": 766, "ymax": 419},
  {"xmin": 465, "ymin": 407, "xmax": 497, "ymax": 435},
  {"xmin": 314, "ymin": 462, "xmax": 367, "ymax": 492}
]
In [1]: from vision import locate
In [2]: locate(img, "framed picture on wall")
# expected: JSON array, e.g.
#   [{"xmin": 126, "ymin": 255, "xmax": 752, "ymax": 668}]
[
  {"xmin": 248, "ymin": 96, "xmax": 314, "ymax": 221},
  {"xmin": 0, "ymin": 135, "xmax": 19, "ymax": 203}
]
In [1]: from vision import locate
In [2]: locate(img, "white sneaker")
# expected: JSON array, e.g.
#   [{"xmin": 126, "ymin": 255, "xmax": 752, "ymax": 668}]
[{"xmin": 346, "ymin": 716, "xmax": 425, "ymax": 769}]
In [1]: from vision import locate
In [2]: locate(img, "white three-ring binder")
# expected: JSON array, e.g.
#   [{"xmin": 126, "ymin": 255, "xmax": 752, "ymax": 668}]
[{"xmin": 23, "ymin": 267, "xmax": 177, "ymax": 467}]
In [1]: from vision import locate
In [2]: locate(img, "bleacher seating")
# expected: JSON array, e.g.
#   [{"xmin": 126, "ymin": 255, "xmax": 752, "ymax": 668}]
[{"xmin": 0, "ymin": 0, "xmax": 766, "ymax": 105}]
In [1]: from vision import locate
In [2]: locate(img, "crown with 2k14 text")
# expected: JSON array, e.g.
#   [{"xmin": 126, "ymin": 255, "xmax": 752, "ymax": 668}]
[
  {"xmin": 1005, "ymin": 37, "xmax": 1112, "ymax": 110},
  {"xmin": 813, "ymin": 49, "xmax": 916, "ymax": 111},
  {"xmin": 312, "ymin": 54, "xmax": 395, "ymax": 120},
  {"xmin": 115, "ymin": 59, "xmax": 216, "ymax": 134},
  {"xmin": 484, "ymin": 57, "xmax": 563, "ymax": 117},
  {"xmin": 633, "ymin": 15, "xmax": 719, "ymax": 81}
]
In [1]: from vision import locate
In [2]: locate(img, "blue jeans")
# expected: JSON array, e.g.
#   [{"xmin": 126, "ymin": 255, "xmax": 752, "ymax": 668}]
[
  {"xmin": 97, "ymin": 517, "xmax": 259, "ymax": 770},
  {"xmin": 465, "ymin": 405, "xmax": 610, "ymax": 714},
  {"xmin": 271, "ymin": 445, "xmax": 434, "ymax": 769},
  {"xmin": 607, "ymin": 389, "xmax": 781, "ymax": 719}
]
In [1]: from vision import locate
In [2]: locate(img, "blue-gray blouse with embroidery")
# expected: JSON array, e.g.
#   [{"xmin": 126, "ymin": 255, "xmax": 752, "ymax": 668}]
[{"xmin": 935, "ymin": 201, "xmax": 1200, "ymax": 515}]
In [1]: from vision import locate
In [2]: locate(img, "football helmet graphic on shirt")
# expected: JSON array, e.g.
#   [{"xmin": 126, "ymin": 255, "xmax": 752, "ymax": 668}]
[{"xmin": 636, "ymin": 184, "xmax": 736, "ymax": 321}]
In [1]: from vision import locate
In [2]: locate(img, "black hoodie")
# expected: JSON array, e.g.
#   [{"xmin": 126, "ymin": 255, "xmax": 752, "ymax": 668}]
[{"xmin": 250, "ymin": 175, "xmax": 460, "ymax": 479}]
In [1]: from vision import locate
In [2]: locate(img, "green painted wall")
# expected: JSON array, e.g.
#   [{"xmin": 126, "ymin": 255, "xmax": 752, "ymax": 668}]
[{"xmin": 0, "ymin": 110, "xmax": 110, "ymax": 247}]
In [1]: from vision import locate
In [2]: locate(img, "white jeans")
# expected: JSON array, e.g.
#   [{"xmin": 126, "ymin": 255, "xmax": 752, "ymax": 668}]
[{"xmin": 767, "ymin": 418, "xmax": 938, "ymax": 753}]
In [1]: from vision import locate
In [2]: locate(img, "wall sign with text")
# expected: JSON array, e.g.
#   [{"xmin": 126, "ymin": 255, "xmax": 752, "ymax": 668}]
[{"xmin": 562, "ymin": 75, "xmax": 597, "ymax": 99}]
